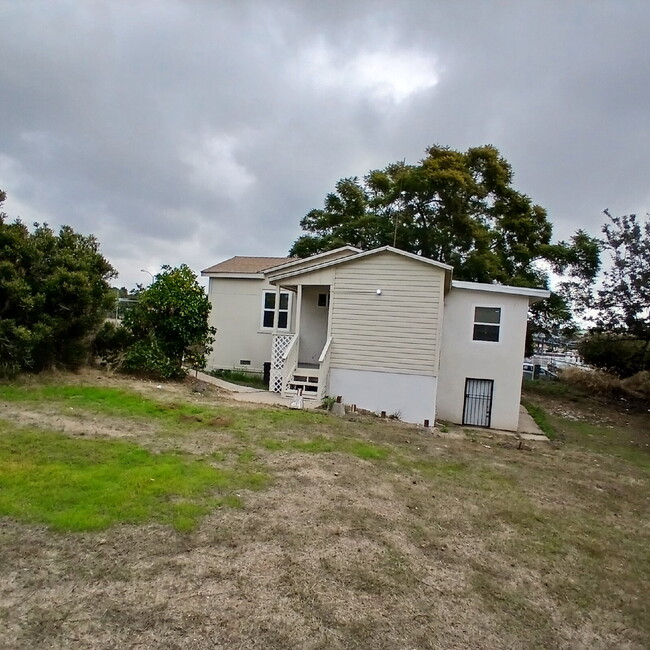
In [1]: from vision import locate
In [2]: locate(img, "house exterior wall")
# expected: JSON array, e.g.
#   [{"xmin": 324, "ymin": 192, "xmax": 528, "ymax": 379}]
[
  {"xmin": 329, "ymin": 251, "xmax": 446, "ymax": 376},
  {"xmin": 329, "ymin": 368, "xmax": 437, "ymax": 424},
  {"xmin": 275, "ymin": 267, "xmax": 334, "ymax": 286},
  {"xmin": 436, "ymin": 288, "xmax": 529, "ymax": 431},
  {"xmin": 206, "ymin": 277, "xmax": 295, "ymax": 373}
]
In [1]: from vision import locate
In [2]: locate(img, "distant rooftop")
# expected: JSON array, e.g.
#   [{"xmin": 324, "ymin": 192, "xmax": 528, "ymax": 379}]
[{"xmin": 201, "ymin": 256, "xmax": 294, "ymax": 275}]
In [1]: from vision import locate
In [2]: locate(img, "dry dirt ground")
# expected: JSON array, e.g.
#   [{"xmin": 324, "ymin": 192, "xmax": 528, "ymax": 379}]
[{"xmin": 0, "ymin": 370, "xmax": 648, "ymax": 650}]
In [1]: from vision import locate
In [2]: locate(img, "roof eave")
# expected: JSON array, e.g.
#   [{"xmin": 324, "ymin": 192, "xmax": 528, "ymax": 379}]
[
  {"xmin": 452, "ymin": 280, "xmax": 551, "ymax": 301},
  {"xmin": 201, "ymin": 272, "xmax": 265, "ymax": 279}
]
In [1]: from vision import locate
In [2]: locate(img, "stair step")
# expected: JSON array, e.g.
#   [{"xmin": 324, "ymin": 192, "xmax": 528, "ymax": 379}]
[
  {"xmin": 290, "ymin": 383, "xmax": 318, "ymax": 393},
  {"xmin": 293, "ymin": 375, "xmax": 319, "ymax": 384}
]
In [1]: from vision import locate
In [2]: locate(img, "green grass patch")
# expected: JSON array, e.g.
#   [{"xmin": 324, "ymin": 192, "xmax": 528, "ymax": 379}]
[
  {"xmin": 261, "ymin": 435, "xmax": 390, "ymax": 460},
  {"xmin": 521, "ymin": 401, "xmax": 557, "ymax": 439},
  {"xmin": 407, "ymin": 457, "xmax": 518, "ymax": 490},
  {"xmin": 0, "ymin": 423, "xmax": 267, "ymax": 532},
  {"xmin": 560, "ymin": 418, "xmax": 650, "ymax": 470},
  {"xmin": 0, "ymin": 383, "xmax": 332, "ymax": 437},
  {"xmin": 0, "ymin": 383, "xmax": 211, "ymax": 423},
  {"xmin": 209, "ymin": 369, "xmax": 268, "ymax": 389},
  {"xmin": 522, "ymin": 378, "xmax": 590, "ymax": 402}
]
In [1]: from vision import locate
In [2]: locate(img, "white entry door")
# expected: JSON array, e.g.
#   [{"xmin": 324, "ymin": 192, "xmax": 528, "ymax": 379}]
[{"xmin": 462, "ymin": 378, "xmax": 494, "ymax": 428}]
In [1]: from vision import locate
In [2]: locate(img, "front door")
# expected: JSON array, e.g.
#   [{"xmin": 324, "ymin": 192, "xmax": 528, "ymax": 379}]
[{"xmin": 462, "ymin": 378, "xmax": 494, "ymax": 427}]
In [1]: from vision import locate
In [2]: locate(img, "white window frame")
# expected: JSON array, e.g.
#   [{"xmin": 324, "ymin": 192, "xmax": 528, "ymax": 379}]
[
  {"xmin": 472, "ymin": 306, "xmax": 501, "ymax": 342},
  {"xmin": 260, "ymin": 290, "xmax": 291, "ymax": 331}
]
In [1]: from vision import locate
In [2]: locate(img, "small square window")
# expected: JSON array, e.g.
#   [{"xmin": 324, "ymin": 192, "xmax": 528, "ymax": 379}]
[
  {"xmin": 473, "ymin": 306, "xmax": 501, "ymax": 342},
  {"xmin": 317, "ymin": 293, "xmax": 329, "ymax": 307}
]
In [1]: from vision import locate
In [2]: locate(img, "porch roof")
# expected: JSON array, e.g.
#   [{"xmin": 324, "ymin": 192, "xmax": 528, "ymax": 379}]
[{"xmin": 266, "ymin": 246, "xmax": 453, "ymax": 289}]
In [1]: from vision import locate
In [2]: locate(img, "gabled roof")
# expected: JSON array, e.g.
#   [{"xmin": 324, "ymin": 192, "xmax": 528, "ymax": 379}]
[
  {"xmin": 266, "ymin": 245, "xmax": 453, "ymax": 283},
  {"xmin": 201, "ymin": 256, "xmax": 293, "ymax": 276},
  {"xmin": 263, "ymin": 245, "xmax": 361, "ymax": 274}
]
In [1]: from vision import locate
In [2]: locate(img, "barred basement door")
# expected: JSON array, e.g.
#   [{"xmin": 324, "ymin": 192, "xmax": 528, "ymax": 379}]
[{"xmin": 462, "ymin": 378, "xmax": 494, "ymax": 428}]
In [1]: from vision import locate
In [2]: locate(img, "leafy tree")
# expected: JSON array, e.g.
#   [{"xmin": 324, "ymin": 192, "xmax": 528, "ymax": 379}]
[
  {"xmin": 578, "ymin": 333, "xmax": 649, "ymax": 378},
  {"xmin": 291, "ymin": 145, "xmax": 600, "ymax": 337},
  {"xmin": 593, "ymin": 211, "xmax": 649, "ymax": 336},
  {"xmin": 122, "ymin": 265, "xmax": 215, "ymax": 380},
  {"xmin": 578, "ymin": 211, "xmax": 649, "ymax": 377},
  {"xmin": 0, "ymin": 190, "xmax": 117, "ymax": 376}
]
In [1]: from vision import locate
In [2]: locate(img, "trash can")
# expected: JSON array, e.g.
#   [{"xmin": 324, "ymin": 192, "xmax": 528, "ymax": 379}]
[{"xmin": 263, "ymin": 362, "xmax": 271, "ymax": 386}]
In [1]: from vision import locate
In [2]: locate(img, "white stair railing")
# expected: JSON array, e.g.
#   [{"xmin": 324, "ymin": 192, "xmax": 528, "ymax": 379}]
[
  {"xmin": 270, "ymin": 334, "xmax": 295, "ymax": 393},
  {"xmin": 280, "ymin": 335, "xmax": 299, "ymax": 398},
  {"xmin": 317, "ymin": 336, "xmax": 333, "ymax": 399}
]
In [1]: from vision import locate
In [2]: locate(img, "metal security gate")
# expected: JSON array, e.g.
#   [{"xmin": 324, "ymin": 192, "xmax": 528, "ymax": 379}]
[{"xmin": 462, "ymin": 378, "xmax": 494, "ymax": 428}]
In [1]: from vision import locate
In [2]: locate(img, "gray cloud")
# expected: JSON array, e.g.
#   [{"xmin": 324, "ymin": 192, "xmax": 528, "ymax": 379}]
[{"xmin": 1, "ymin": 1, "xmax": 648, "ymax": 287}]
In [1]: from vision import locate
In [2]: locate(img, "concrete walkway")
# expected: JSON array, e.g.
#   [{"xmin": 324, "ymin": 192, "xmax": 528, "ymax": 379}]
[
  {"xmin": 518, "ymin": 404, "xmax": 546, "ymax": 436},
  {"xmin": 193, "ymin": 371, "xmax": 320, "ymax": 408}
]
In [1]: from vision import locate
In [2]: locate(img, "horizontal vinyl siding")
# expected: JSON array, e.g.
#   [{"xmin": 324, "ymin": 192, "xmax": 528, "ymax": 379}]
[{"xmin": 330, "ymin": 252, "xmax": 444, "ymax": 375}]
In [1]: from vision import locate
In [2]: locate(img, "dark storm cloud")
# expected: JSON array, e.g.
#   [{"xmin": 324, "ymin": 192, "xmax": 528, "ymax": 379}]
[{"xmin": 1, "ymin": 1, "xmax": 648, "ymax": 286}]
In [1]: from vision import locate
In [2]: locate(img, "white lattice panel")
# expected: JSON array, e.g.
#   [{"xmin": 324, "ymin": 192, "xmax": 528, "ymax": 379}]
[{"xmin": 270, "ymin": 334, "xmax": 294, "ymax": 393}]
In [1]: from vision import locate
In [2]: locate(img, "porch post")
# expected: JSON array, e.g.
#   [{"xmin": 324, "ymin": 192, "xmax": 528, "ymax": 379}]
[
  {"xmin": 326, "ymin": 287, "xmax": 333, "ymax": 338},
  {"xmin": 295, "ymin": 284, "xmax": 303, "ymax": 338},
  {"xmin": 273, "ymin": 284, "xmax": 281, "ymax": 332}
]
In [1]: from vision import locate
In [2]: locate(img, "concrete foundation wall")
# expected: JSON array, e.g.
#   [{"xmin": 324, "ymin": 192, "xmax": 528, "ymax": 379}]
[{"xmin": 329, "ymin": 367, "xmax": 437, "ymax": 425}]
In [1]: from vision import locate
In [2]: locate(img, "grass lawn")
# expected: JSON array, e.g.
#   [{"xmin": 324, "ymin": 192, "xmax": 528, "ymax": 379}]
[{"xmin": 0, "ymin": 370, "xmax": 648, "ymax": 649}]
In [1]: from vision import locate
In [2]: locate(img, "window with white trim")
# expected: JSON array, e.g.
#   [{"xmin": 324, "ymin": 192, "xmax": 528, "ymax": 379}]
[
  {"xmin": 261, "ymin": 290, "xmax": 290, "ymax": 330},
  {"xmin": 473, "ymin": 306, "xmax": 501, "ymax": 342}
]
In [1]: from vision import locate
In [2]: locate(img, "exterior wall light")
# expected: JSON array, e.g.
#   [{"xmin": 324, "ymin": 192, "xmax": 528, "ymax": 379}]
[{"xmin": 376, "ymin": 289, "xmax": 382, "ymax": 295}]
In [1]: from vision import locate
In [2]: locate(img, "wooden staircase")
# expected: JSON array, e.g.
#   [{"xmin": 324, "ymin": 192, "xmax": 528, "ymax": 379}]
[
  {"xmin": 288, "ymin": 363, "xmax": 321, "ymax": 398},
  {"xmin": 275, "ymin": 335, "xmax": 332, "ymax": 401}
]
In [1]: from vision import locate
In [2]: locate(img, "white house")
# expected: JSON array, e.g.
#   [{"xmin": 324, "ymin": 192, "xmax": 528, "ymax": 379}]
[{"xmin": 202, "ymin": 246, "xmax": 550, "ymax": 431}]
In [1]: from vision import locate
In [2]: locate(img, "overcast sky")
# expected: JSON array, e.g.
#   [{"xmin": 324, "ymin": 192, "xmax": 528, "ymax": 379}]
[{"xmin": 1, "ymin": 1, "xmax": 648, "ymax": 287}]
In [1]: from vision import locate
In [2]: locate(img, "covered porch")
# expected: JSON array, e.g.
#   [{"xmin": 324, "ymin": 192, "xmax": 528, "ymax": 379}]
[{"xmin": 268, "ymin": 283, "xmax": 332, "ymax": 399}]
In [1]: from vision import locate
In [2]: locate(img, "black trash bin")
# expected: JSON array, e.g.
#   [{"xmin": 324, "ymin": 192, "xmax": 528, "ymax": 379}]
[{"xmin": 263, "ymin": 362, "xmax": 271, "ymax": 386}]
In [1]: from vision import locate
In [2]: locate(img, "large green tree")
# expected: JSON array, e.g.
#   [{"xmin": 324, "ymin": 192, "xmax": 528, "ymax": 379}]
[
  {"xmin": 0, "ymin": 190, "xmax": 117, "ymax": 376},
  {"xmin": 291, "ymin": 145, "xmax": 600, "ymax": 336},
  {"xmin": 122, "ymin": 265, "xmax": 215, "ymax": 380}
]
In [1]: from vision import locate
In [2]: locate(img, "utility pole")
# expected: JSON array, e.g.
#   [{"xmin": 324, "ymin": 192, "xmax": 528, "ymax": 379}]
[{"xmin": 392, "ymin": 159, "xmax": 406, "ymax": 248}]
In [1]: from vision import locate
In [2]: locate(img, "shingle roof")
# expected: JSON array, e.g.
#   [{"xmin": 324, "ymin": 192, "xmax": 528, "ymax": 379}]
[{"xmin": 201, "ymin": 256, "xmax": 293, "ymax": 275}]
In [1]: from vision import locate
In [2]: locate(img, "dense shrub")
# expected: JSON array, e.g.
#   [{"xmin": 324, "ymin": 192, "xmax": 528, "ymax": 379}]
[
  {"xmin": 122, "ymin": 338, "xmax": 183, "ymax": 380},
  {"xmin": 578, "ymin": 333, "xmax": 650, "ymax": 378},
  {"xmin": 560, "ymin": 366, "xmax": 650, "ymax": 403},
  {"xmin": 121, "ymin": 265, "xmax": 215, "ymax": 381},
  {"xmin": 93, "ymin": 321, "xmax": 132, "ymax": 370},
  {"xmin": 0, "ymin": 190, "xmax": 116, "ymax": 376},
  {"xmin": 620, "ymin": 371, "xmax": 650, "ymax": 402}
]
